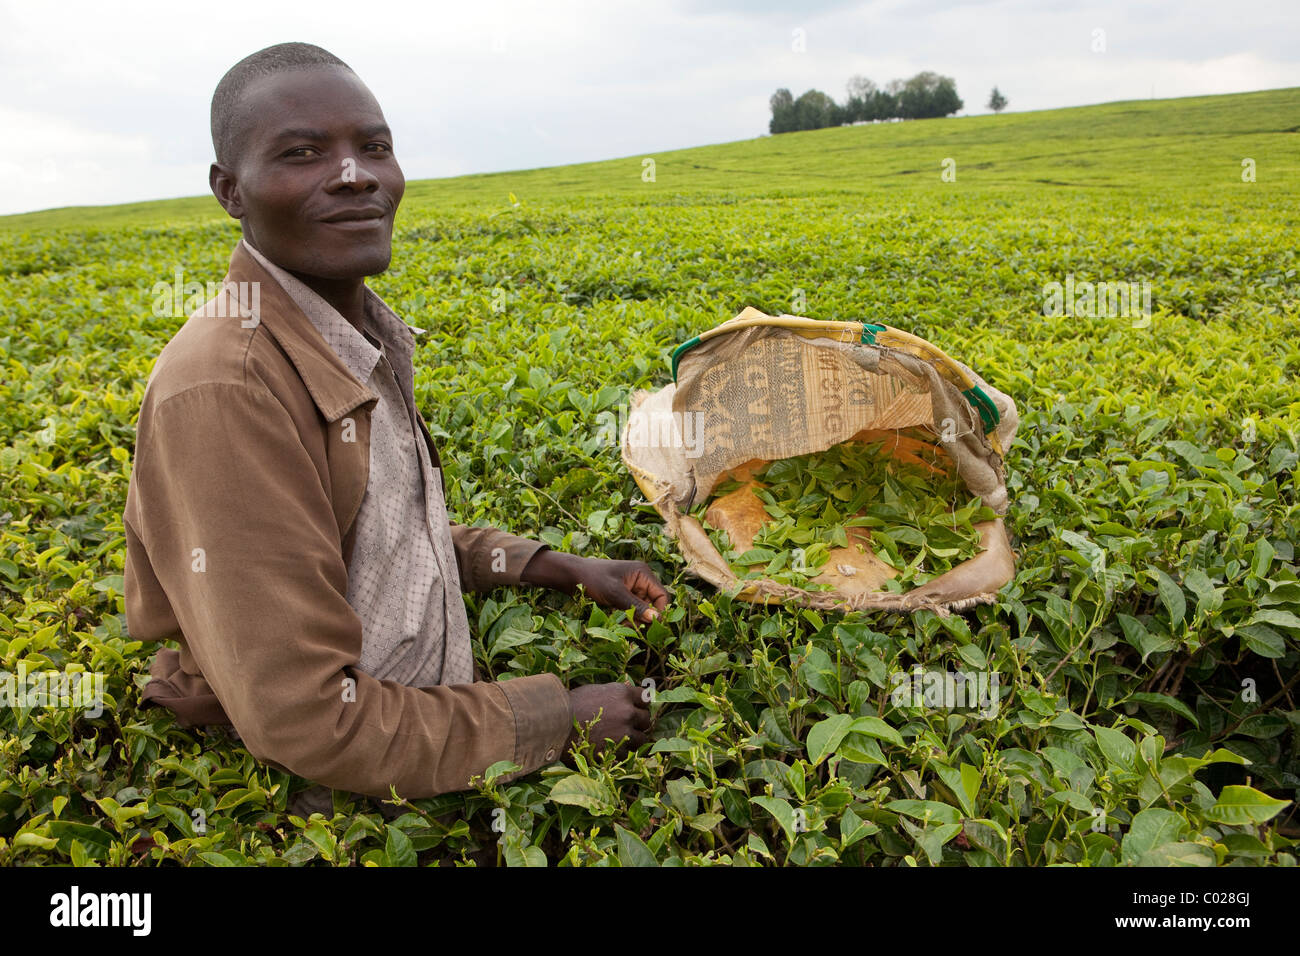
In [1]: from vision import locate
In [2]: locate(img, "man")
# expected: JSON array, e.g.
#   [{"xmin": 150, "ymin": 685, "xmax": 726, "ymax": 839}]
[{"xmin": 123, "ymin": 42, "xmax": 669, "ymax": 811}]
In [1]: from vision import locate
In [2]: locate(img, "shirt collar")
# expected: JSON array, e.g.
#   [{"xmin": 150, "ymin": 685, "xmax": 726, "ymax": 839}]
[{"xmin": 239, "ymin": 239, "xmax": 425, "ymax": 386}]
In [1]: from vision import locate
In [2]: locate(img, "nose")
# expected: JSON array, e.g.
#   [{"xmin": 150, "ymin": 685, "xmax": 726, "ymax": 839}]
[{"xmin": 331, "ymin": 152, "xmax": 381, "ymax": 191}]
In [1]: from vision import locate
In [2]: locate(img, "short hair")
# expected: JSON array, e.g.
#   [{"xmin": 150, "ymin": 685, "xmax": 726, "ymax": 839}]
[{"xmin": 210, "ymin": 42, "xmax": 354, "ymax": 167}]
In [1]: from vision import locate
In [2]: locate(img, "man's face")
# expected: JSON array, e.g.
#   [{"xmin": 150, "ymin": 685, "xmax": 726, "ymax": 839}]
[{"xmin": 214, "ymin": 66, "xmax": 404, "ymax": 280}]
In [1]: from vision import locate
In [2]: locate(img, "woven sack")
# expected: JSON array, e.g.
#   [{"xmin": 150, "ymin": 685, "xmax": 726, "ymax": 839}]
[{"xmin": 621, "ymin": 307, "xmax": 1020, "ymax": 614}]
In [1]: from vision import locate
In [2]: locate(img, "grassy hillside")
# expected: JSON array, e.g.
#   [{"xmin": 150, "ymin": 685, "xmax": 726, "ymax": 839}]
[
  {"xmin": 4, "ymin": 86, "xmax": 1298, "ymax": 230},
  {"xmin": 0, "ymin": 87, "xmax": 1297, "ymax": 867}
]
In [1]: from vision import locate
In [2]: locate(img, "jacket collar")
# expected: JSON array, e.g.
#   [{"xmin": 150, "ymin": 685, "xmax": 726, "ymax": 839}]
[
  {"xmin": 240, "ymin": 238, "xmax": 400, "ymax": 390},
  {"xmin": 225, "ymin": 240, "xmax": 380, "ymax": 423}
]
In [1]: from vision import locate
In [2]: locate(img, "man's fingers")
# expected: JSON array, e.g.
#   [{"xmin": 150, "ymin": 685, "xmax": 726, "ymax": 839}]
[
  {"xmin": 584, "ymin": 562, "xmax": 670, "ymax": 623},
  {"xmin": 634, "ymin": 592, "xmax": 667, "ymax": 622},
  {"xmin": 630, "ymin": 567, "xmax": 669, "ymax": 601},
  {"xmin": 602, "ymin": 578, "xmax": 655, "ymax": 624},
  {"xmin": 570, "ymin": 684, "xmax": 654, "ymax": 758},
  {"xmin": 626, "ymin": 567, "xmax": 670, "ymax": 617}
]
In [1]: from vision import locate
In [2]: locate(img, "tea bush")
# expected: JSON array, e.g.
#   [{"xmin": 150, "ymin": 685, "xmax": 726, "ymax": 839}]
[{"xmin": 1, "ymin": 89, "xmax": 1297, "ymax": 865}]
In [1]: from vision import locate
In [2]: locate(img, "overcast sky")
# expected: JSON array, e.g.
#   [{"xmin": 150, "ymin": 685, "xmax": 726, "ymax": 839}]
[{"xmin": 1, "ymin": 0, "xmax": 1297, "ymax": 216}]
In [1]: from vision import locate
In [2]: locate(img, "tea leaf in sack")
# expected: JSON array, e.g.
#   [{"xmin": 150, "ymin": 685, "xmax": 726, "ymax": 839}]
[{"xmin": 692, "ymin": 439, "xmax": 988, "ymax": 593}]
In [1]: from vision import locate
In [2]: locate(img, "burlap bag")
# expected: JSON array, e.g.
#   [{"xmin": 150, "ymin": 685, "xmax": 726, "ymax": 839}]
[{"xmin": 622, "ymin": 308, "xmax": 1020, "ymax": 615}]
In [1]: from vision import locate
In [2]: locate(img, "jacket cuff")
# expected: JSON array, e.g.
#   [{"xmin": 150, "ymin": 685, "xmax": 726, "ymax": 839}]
[
  {"xmin": 497, "ymin": 672, "xmax": 572, "ymax": 779},
  {"xmin": 486, "ymin": 534, "xmax": 549, "ymax": 590},
  {"xmin": 454, "ymin": 525, "xmax": 550, "ymax": 592}
]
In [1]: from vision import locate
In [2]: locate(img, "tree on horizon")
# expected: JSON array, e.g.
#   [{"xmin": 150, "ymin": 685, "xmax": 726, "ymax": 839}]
[{"xmin": 769, "ymin": 71, "xmax": 963, "ymax": 133}]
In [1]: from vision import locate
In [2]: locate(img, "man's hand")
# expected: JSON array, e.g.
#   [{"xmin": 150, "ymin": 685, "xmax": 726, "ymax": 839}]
[
  {"xmin": 521, "ymin": 550, "xmax": 670, "ymax": 624},
  {"xmin": 566, "ymin": 682, "xmax": 652, "ymax": 756}
]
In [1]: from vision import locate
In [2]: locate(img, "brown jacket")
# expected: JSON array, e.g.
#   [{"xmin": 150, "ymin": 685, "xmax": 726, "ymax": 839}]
[{"xmin": 123, "ymin": 242, "xmax": 573, "ymax": 798}]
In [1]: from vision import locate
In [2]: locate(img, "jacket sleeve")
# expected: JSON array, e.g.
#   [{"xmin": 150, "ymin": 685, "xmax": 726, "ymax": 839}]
[
  {"xmin": 447, "ymin": 523, "xmax": 550, "ymax": 593},
  {"xmin": 128, "ymin": 381, "xmax": 572, "ymax": 798}
]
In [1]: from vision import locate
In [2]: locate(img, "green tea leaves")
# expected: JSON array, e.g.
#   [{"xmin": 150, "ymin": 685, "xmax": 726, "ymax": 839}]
[{"xmin": 695, "ymin": 439, "xmax": 990, "ymax": 593}]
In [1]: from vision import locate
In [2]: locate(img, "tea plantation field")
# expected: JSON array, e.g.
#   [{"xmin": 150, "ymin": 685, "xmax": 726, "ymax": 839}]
[{"xmin": 1, "ymin": 87, "xmax": 1297, "ymax": 866}]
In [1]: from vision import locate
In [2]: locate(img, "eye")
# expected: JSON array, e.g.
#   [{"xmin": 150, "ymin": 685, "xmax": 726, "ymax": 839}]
[
  {"xmin": 284, "ymin": 146, "xmax": 318, "ymax": 158},
  {"xmin": 365, "ymin": 142, "xmax": 393, "ymax": 154}
]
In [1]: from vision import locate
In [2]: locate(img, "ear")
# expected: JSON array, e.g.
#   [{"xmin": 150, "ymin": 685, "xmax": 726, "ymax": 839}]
[{"xmin": 209, "ymin": 163, "xmax": 244, "ymax": 220}]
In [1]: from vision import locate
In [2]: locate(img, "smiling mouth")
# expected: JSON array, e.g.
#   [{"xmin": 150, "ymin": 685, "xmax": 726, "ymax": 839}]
[
  {"xmin": 320, "ymin": 207, "xmax": 389, "ymax": 227},
  {"xmin": 321, "ymin": 216, "xmax": 386, "ymax": 230}
]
